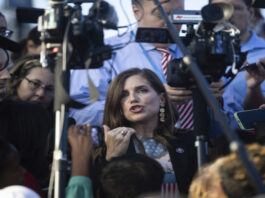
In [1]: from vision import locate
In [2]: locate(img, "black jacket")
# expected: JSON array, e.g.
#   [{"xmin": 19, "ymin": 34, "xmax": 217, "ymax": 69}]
[{"xmin": 126, "ymin": 131, "xmax": 197, "ymax": 194}]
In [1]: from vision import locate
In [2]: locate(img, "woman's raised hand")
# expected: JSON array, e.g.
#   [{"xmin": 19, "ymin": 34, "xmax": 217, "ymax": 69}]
[{"xmin": 103, "ymin": 125, "xmax": 136, "ymax": 161}]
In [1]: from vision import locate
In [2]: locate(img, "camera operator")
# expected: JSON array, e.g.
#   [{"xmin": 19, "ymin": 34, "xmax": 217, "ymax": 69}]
[
  {"xmin": 70, "ymin": 0, "xmax": 224, "ymax": 134},
  {"xmin": 211, "ymin": 0, "xmax": 265, "ymax": 130}
]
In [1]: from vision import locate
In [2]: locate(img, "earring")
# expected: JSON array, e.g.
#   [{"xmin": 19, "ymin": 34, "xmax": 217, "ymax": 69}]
[{"xmin": 160, "ymin": 105, "xmax": 165, "ymax": 122}]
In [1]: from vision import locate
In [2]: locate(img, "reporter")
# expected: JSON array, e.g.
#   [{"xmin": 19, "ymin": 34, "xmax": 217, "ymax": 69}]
[{"xmin": 96, "ymin": 68, "xmax": 197, "ymax": 195}]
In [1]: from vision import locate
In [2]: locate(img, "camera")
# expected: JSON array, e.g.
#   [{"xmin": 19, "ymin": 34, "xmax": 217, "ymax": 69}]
[
  {"xmin": 36, "ymin": 0, "xmax": 117, "ymax": 69},
  {"xmin": 167, "ymin": 3, "xmax": 247, "ymax": 88},
  {"xmin": 136, "ymin": 3, "xmax": 247, "ymax": 88}
]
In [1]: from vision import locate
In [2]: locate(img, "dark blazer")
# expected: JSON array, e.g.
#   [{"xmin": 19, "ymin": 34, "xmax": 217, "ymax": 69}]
[
  {"xmin": 93, "ymin": 131, "xmax": 197, "ymax": 195},
  {"xmin": 126, "ymin": 131, "xmax": 198, "ymax": 194}
]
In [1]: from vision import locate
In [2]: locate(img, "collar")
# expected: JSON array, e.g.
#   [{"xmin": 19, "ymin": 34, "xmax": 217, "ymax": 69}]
[{"xmin": 241, "ymin": 30, "xmax": 265, "ymax": 53}]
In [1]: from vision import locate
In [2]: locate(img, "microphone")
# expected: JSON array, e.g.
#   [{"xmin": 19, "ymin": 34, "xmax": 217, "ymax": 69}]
[
  {"xmin": 252, "ymin": 0, "xmax": 265, "ymax": 8},
  {"xmin": 16, "ymin": 7, "xmax": 44, "ymax": 23},
  {"xmin": 0, "ymin": 36, "xmax": 22, "ymax": 52}
]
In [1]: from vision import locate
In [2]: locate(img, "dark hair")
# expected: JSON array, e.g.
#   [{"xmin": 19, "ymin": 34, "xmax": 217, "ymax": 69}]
[
  {"xmin": 100, "ymin": 154, "xmax": 165, "ymax": 198},
  {"xmin": 0, "ymin": 100, "xmax": 50, "ymax": 183},
  {"xmin": 0, "ymin": 137, "xmax": 14, "ymax": 178},
  {"xmin": 6, "ymin": 55, "xmax": 53, "ymax": 101},
  {"xmin": 220, "ymin": 143, "xmax": 265, "ymax": 198},
  {"xmin": 103, "ymin": 68, "xmax": 177, "ymax": 145},
  {"xmin": 11, "ymin": 26, "xmax": 41, "ymax": 62}
]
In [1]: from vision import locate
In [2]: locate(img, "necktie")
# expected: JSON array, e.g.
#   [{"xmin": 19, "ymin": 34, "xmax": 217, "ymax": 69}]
[{"xmin": 157, "ymin": 48, "xmax": 194, "ymax": 129}]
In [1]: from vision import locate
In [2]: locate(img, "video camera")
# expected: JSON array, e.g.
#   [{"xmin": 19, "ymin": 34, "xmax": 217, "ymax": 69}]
[
  {"xmin": 136, "ymin": 3, "xmax": 247, "ymax": 88},
  {"xmin": 17, "ymin": 0, "xmax": 117, "ymax": 69}
]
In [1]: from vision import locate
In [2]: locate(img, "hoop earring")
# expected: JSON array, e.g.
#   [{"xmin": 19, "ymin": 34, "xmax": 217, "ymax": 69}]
[{"xmin": 160, "ymin": 105, "xmax": 165, "ymax": 122}]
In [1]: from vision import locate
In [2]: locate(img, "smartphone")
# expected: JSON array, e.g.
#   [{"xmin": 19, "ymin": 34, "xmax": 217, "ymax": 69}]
[
  {"xmin": 234, "ymin": 108, "xmax": 265, "ymax": 130},
  {"xmin": 79, "ymin": 125, "xmax": 104, "ymax": 147},
  {"xmin": 91, "ymin": 126, "xmax": 104, "ymax": 147}
]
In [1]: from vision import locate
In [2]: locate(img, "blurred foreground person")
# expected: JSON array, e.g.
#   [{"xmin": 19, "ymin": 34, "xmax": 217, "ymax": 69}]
[
  {"xmin": 95, "ymin": 68, "xmax": 197, "ymax": 195},
  {"xmin": 0, "ymin": 100, "xmax": 50, "ymax": 197},
  {"xmin": 189, "ymin": 143, "xmax": 265, "ymax": 198},
  {"xmin": 0, "ymin": 186, "xmax": 40, "ymax": 198}
]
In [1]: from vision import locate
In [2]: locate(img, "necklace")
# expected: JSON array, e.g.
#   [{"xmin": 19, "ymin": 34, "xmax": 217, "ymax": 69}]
[{"xmin": 141, "ymin": 138, "xmax": 167, "ymax": 158}]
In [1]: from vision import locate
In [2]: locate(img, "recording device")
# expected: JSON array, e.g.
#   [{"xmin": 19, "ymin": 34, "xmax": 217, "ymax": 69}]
[
  {"xmin": 136, "ymin": 28, "xmax": 173, "ymax": 43},
  {"xmin": 136, "ymin": 3, "xmax": 246, "ymax": 88},
  {"xmin": 90, "ymin": 126, "xmax": 104, "ymax": 147},
  {"xmin": 17, "ymin": 0, "xmax": 117, "ymax": 69},
  {"xmin": 234, "ymin": 108, "xmax": 265, "ymax": 130},
  {"xmin": 78, "ymin": 125, "xmax": 104, "ymax": 147},
  {"xmin": 167, "ymin": 3, "xmax": 246, "ymax": 88}
]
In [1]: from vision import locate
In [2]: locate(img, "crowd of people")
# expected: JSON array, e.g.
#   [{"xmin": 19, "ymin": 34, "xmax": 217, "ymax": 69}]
[{"xmin": 0, "ymin": 0, "xmax": 265, "ymax": 197}]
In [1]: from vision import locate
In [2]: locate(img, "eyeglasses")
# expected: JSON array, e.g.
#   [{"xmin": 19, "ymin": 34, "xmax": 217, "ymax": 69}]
[
  {"xmin": 24, "ymin": 77, "xmax": 54, "ymax": 95},
  {"xmin": 0, "ymin": 29, "xmax": 13, "ymax": 38}
]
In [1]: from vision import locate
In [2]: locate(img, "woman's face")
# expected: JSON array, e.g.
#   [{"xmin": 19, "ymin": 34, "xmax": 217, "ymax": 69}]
[
  {"xmin": 17, "ymin": 67, "xmax": 54, "ymax": 108},
  {"xmin": 121, "ymin": 75, "xmax": 165, "ymax": 125}
]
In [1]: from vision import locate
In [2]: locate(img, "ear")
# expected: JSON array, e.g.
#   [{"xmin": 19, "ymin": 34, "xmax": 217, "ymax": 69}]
[
  {"xmin": 159, "ymin": 93, "xmax": 166, "ymax": 107},
  {"xmin": 132, "ymin": 3, "xmax": 142, "ymax": 21}
]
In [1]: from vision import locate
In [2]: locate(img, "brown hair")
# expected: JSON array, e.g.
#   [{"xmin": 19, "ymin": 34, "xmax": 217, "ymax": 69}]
[
  {"xmin": 103, "ymin": 68, "xmax": 177, "ymax": 145},
  {"xmin": 189, "ymin": 143, "xmax": 265, "ymax": 198},
  {"xmin": 5, "ymin": 55, "xmax": 53, "ymax": 101}
]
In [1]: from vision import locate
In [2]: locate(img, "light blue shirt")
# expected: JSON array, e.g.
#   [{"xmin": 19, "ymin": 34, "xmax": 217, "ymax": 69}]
[
  {"xmin": 223, "ymin": 31, "xmax": 265, "ymax": 130},
  {"xmin": 69, "ymin": 30, "xmax": 182, "ymax": 125}
]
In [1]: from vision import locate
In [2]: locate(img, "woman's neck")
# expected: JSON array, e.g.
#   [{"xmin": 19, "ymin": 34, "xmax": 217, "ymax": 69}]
[{"xmin": 131, "ymin": 119, "xmax": 157, "ymax": 139}]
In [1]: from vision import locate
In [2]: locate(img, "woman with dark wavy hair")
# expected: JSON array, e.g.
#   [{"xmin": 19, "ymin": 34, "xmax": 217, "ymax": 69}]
[{"xmin": 96, "ymin": 68, "xmax": 197, "ymax": 195}]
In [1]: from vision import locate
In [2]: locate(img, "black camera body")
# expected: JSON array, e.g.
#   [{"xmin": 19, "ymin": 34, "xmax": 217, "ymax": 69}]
[
  {"xmin": 38, "ymin": 0, "xmax": 114, "ymax": 69},
  {"xmin": 167, "ymin": 25, "xmax": 242, "ymax": 87},
  {"xmin": 167, "ymin": 3, "xmax": 246, "ymax": 88}
]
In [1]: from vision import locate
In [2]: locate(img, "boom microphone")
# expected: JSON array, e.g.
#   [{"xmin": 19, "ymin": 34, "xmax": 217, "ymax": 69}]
[{"xmin": 252, "ymin": 0, "xmax": 265, "ymax": 8}]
